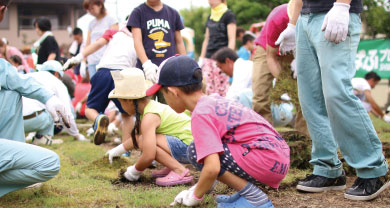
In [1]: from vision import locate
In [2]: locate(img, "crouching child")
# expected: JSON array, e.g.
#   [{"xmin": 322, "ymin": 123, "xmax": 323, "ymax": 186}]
[{"xmin": 146, "ymin": 56, "xmax": 290, "ymax": 207}]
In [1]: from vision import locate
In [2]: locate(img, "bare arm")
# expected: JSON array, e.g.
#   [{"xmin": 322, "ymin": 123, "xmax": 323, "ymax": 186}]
[
  {"xmin": 174, "ymin": 30, "xmax": 186, "ymax": 55},
  {"xmin": 110, "ymin": 23, "xmax": 119, "ymax": 30},
  {"xmin": 266, "ymin": 45, "xmax": 282, "ymax": 78},
  {"xmin": 135, "ymin": 113, "xmax": 161, "ymax": 171},
  {"xmin": 194, "ymin": 153, "xmax": 220, "ymax": 199},
  {"xmin": 289, "ymin": 0, "xmax": 303, "ymax": 25},
  {"xmin": 365, "ymin": 90, "xmax": 384, "ymax": 118},
  {"xmin": 132, "ymin": 27, "xmax": 149, "ymax": 65},
  {"xmin": 86, "ymin": 31, "xmax": 91, "ymax": 47},
  {"xmin": 82, "ymin": 38, "xmax": 108, "ymax": 58},
  {"xmin": 227, "ymin": 23, "xmax": 236, "ymax": 50},
  {"xmin": 47, "ymin": 53, "xmax": 56, "ymax": 61},
  {"xmin": 199, "ymin": 28, "xmax": 210, "ymax": 59}
]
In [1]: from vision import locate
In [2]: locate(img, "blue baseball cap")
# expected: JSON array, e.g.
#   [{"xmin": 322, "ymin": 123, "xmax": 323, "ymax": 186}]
[{"xmin": 146, "ymin": 55, "xmax": 202, "ymax": 96}]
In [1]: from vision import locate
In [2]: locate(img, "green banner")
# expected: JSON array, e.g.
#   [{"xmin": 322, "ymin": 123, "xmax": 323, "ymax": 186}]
[{"xmin": 355, "ymin": 39, "xmax": 390, "ymax": 78}]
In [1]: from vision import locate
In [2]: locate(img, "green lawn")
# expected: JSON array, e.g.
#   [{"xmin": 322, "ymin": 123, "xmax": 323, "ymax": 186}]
[{"xmin": 0, "ymin": 115, "xmax": 389, "ymax": 207}]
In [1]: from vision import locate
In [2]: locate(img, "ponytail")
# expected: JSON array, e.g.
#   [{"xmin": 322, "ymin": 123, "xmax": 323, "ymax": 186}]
[{"xmin": 131, "ymin": 99, "xmax": 141, "ymax": 149}]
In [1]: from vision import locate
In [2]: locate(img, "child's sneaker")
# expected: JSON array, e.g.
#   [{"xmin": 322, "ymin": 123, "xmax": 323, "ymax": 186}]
[
  {"xmin": 32, "ymin": 135, "xmax": 63, "ymax": 145},
  {"xmin": 344, "ymin": 170, "xmax": 390, "ymax": 201},
  {"xmin": 217, "ymin": 196, "xmax": 274, "ymax": 208},
  {"xmin": 93, "ymin": 114, "xmax": 109, "ymax": 145},
  {"xmin": 155, "ymin": 169, "xmax": 193, "ymax": 186},
  {"xmin": 152, "ymin": 167, "xmax": 171, "ymax": 178}
]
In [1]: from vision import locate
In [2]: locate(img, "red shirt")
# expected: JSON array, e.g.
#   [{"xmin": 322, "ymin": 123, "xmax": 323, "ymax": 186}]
[{"xmin": 255, "ymin": 4, "xmax": 289, "ymax": 51}]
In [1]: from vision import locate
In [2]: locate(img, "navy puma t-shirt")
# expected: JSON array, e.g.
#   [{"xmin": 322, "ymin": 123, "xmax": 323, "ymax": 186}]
[{"xmin": 127, "ymin": 3, "xmax": 184, "ymax": 69}]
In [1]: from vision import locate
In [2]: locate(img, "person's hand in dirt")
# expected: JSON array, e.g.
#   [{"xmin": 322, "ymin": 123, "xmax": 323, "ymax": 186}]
[
  {"xmin": 171, "ymin": 188, "xmax": 202, "ymax": 206},
  {"xmin": 106, "ymin": 144, "xmax": 127, "ymax": 164},
  {"xmin": 124, "ymin": 165, "xmax": 142, "ymax": 181}
]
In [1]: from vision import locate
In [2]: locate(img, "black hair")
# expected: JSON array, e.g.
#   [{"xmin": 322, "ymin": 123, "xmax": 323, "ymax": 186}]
[
  {"xmin": 0, "ymin": 0, "xmax": 9, "ymax": 6},
  {"xmin": 34, "ymin": 18, "xmax": 51, "ymax": 32},
  {"xmin": 72, "ymin": 27, "xmax": 83, "ymax": 36},
  {"xmin": 10, "ymin": 55, "xmax": 22, "ymax": 65},
  {"xmin": 212, "ymin": 47, "xmax": 239, "ymax": 63},
  {"xmin": 242, "ymin": 34, "xmax": 254, "ymax": 45},
  {"xmin": 131, "ymin": 99, "xmax": 141, "ymax": 149},
  {"xmin": 236, "ymin": 27, "xmax": 245, "ymax": 38},
  {"xmin": 365, "ymin": 72, "xmax": 381, "ymax": 81},
  {"xmin": 162, "ymin": 69, "xmax": 203, "ymax": 94}
]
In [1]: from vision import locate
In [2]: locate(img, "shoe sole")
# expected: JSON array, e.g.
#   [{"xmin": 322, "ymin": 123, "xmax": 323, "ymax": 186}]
[
  {"xmin": 155, "ymin": 176, "xmax": 193, "ymax": 186},
  {"xmin": 296, "ymin": 184, "xmax": 346, "ymax": 192},
  {"xmin": 344, "ymin": 180, "xmax": 390, "ymax": 201},
  {"xmin": 93, "ymin": 116, "xmax": 109, "ymax": 145}
]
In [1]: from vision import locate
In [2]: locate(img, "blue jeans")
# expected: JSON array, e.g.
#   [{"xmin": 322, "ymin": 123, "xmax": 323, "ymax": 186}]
[
  {"xmin": 165, "ymin": 135, "xmax": 190, "ymax": 164},
  {"xmin": 0, "ymin": 139, "xmax": 60, "ymax": 196},
  {"xmin": 296, "ymin": 13, "xmax": 388, "ymax": 178}
]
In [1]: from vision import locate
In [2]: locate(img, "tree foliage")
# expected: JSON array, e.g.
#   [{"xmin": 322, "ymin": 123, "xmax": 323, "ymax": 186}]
[
  {"xmin": 180, "ymin": 6, "xmax": 210, "ymax": 58},
  {"xmin": 180, "ymin": 0, "xmax": 289, "ymax": 57},
  {"xmin": 180, "ymin": 0, "xmax": 389, "ymax": 56},
  {"xmin": 363, "ymin": 0, "xmax": 390, "ymax": 38}
]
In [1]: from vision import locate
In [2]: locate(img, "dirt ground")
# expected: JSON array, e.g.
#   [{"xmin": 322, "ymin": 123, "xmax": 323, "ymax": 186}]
[
  {"xmin": 106, "ymin": 147, "xmax": 390, "ymax": 207},
  {"xmin": 269, "ymin": 177, "xmax": 390, "ymax": 208}
]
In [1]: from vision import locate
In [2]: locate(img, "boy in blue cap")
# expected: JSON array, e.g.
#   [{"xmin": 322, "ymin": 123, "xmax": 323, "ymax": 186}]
[{"xmin": 146, "ymin": 55, "xmax": 289, "ymax": 207}]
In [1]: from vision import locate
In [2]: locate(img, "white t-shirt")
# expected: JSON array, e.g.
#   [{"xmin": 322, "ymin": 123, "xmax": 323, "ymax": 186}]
[
  {"xmin": 351, "ymin": 78, "xmax": 371, "ymax": 101},
  {"xmin": 97, "ymin": 30, "xmax": 137, "ymax": 70},
  {"xmin": 26, "ymin": 71, "xmax": 79, "ymax": 136},
  {"xmin": 351, "ymin": 77, "xmax": 372, "ymax": 112},
  {"xmin": 22, "ymin": 97, "xmax": 46, "ymax": 116},
  {"xmin": 226, "ymin": 58, "xmax": 253, "ymax": 100},
  {"xmin": 87, "ymin": 15, "xmax": 117, "ymax": 65}
]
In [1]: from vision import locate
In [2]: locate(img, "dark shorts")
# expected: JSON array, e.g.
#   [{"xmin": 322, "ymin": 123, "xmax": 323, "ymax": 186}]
[
  {"xmin": 86, "ymin": 68, "xmax": 126, "ymax": 114},
  {"xmin": 187, "ymin": 142, "xmax": 256, "ymax": 183}
]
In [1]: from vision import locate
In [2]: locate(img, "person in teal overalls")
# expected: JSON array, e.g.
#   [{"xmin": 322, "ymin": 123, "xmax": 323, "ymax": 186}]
[{"xmin": 0, "ymin": 0, "xmax": 70, "ymax": 197}]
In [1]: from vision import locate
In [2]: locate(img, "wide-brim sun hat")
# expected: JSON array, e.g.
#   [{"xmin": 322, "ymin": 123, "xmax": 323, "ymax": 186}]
[{"xmin": 108, "ymin": 68, "xmax": 153, "ymax": 99}]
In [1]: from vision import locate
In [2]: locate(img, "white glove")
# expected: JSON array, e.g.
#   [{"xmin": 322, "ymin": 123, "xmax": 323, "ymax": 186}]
[
  {"xmin": 275, "ymin": 23, "xmax": 296, "ymax": 55},
  {"xmin": 75, "ymin": 102, "xmax": 82, "ymax": 114},
  {"xmin": 105, "ymin": 144, "xmax": 127, "ymax": 164},
  {"xmin": 75, "ymin": 134, "xmax": 89, "ymax": 142},
  {"xmin": 384, "ymin": 115, "xmax": 390, "ymax": 123},
  {"xmin": 123, "ymin": 165, "xmax": 142, "ymax": 181},
  {"xmin": 45, "ymin": 96, "xmax": 71, "ymax": 128},
  {"xmin": 198, "ymin": 57, "xmax": 204, "ymax": 67},
  {"xmin": 63, "ymin": 53, "xmax": 84, "ymax": 70},
  {"xmin": 171, "ymin": 189, "xmax": 202, "ymax": 207},
  {"xmin": 80, "ymin": 61, "xmax": 87, "ymax": 78},
  {"xmin": 291, "ymin": 59, "xmax": 297, "ymax": 79},
  {"xmin": 142, "ymin": 60, "xmax": 158, "ymax": 83},
  {"xmin": 108, "ymin": 123, "xmax": 118, "ymax": 135},
  {"xmin": 321, "ymin": 3, "xmax": 350, "ymax": 43}
]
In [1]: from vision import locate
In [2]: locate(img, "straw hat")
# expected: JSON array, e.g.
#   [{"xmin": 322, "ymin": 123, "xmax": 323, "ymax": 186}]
[{"xmin": 108, "ymin": 68, "xmax": 153, "ymax": 99}]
